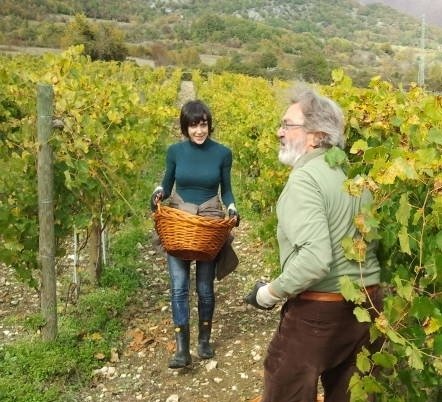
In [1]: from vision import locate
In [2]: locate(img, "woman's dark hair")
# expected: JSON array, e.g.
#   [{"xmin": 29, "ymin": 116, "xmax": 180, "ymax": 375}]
[{"xmin": 180, "ymin": 100, "xmax": 213, "ymax": 137}]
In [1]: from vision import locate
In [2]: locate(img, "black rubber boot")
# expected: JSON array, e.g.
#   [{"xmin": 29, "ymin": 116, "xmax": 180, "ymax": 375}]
[
  {"xmin": 168, "ymin": 325, "xmax": 191, "ymax": 368},
  {"xmin": 198, "ymin": 321, "xmax": 214, "ymax": 359}
]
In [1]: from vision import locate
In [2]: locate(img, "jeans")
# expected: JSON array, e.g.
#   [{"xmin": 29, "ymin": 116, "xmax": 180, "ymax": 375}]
[{"xmin": 167, "ymin": 254, "xmax": 216, "ymax": 326}]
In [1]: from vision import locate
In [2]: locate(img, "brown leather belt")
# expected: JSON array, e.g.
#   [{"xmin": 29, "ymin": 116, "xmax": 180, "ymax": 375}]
[{"xmin": 297, "ymin": 285, "xmax": 379, "ymax": 302}]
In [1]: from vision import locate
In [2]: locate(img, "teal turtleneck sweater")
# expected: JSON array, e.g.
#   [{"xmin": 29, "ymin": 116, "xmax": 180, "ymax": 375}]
[{"xmin": 161, "ymin": 138, "xmax": 235, "ymax": 207}]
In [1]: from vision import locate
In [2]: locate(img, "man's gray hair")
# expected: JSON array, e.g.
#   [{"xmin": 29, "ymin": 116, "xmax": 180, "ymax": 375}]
[{"xmin": 290, "ymin": 85, "xmax": 345, "ymax": 149}]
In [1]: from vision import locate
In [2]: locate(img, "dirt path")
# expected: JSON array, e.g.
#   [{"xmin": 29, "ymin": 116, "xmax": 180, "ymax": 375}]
[
  {"xmin": 78, "ymin": 221, "xmax": 278, "ymax": 402},
  {"xmin": 177, "ymin": 80, "xmax": 196, "ymax": 106}
]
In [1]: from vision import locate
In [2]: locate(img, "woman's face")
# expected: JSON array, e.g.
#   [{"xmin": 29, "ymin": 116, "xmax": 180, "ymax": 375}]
[{"xmin": 188, "ymin": 120, "xmax": 209, "ymax": 145}]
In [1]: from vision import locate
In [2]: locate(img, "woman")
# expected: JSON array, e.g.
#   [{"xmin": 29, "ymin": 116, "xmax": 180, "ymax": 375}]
[{"xmin": 150, "ymin": 100, "xmax": 239, "ymax": 368}]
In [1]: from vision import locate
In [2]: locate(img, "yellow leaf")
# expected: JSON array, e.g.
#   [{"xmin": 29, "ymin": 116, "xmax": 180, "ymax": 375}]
[
  {"xmin": 376, "ymin": 158, "xmax": 418, "ymax": 184},
  {"xmin": 407, "ymin": 114, "xmax": 420, "ymax": 125},
  {"xmin": 107, "ymin": 110, "xmax": 123, "ymax": 124},
  {"xmin": 423, "ymin": 317, "xmax": 442, "ymax": 335},
  {"xmin": 350, "ymin": 139, "xmax": 368, "ymax": 154},
  {"xmin": 89, "ymin": 332, "xmax": 103, "ymax": 341},
  {"xmin": 434, "ymin": 358, "xmax": 442, "ymax": 375},
  {"xmin": 125, "ymin": 160, "xmax": 134, "ymax": 170},
  {"xmin": 375, "ymin": 313, "xmax": 389, "ymax": 333}
]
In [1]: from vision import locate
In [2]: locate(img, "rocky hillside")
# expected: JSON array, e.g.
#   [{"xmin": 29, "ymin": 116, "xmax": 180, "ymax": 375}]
[
  {"xmin": 2, "ymin": 0, "xmax": 442, "ymax": 89},
  {"xmin": 359, "ymin": 0, "xmax": 442, "ymax": 27}
]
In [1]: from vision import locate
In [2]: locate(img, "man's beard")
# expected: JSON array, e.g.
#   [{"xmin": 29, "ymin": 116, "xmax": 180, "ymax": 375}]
[{"xmin": 278, "ymin": 136, "xmax": 307, "ymax": 166}]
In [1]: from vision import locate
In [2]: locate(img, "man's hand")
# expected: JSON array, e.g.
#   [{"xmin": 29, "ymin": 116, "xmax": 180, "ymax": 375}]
[
  {"xmin": 150, "ymin": 187, "xmax": 164, "ymax": 212},
  {"xmin": 244, "ymin": 282, "xmax": 279, "ymax": 310}
]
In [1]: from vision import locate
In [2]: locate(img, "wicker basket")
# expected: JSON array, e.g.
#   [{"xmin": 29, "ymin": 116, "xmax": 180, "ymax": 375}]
[{"xmin": 154, "ymin": 203, "xmax": 236, "ymax": 261}]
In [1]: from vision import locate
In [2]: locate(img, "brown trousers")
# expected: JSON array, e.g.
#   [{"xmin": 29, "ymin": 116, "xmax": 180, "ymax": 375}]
[{"xmin": 262, "ymin": 288, "xmax": 383, "ymax": 402}]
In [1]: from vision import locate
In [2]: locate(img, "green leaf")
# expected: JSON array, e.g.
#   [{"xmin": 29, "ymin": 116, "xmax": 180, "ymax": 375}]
[
  {"xmin": 356, "ymin": 348, "xmax": 372, "ymax": 373},
  {"xmin": 416, "ymin": 148, "xmax": 438, "ymax": 167},
  {"xmin": 428, "ymin": 128, "xmax": 442, "ymax": 145},
  {"xmin": 391, "ymin": 116, "xmax": 403, "ymax": 127},
  {"xmin": 64, "ymin": 170, "xmax": 73, "ymax": 190},
  {"xmin": 369, "ymin": 323, "xmax": 383, "ymax": 343},
  {"xmin": 395, "ymin": 193, "xmax": 410, "ymax": 226},
  {"xmin": 383, "ymin": 295, "xmax": 408, "ymax": 323},
  {"xmin": 436, "ymin": 231, "xmax": 442, "ymax": 251},
  {"xmin": 349, "ymin": 373, "xmax": 366, "ymax": 402},
  {"xmin": 405, "ymin": 345, "xmax": 424, "ymax": 371},
  {"xmin": 340, "ymin": 276, "xmax": 365, "ymax": 303},
  {"xmin": 434, "ymin": 334, "xmax": 442, "ymax": 355},
  {"xmin": 360, "ymin": 375, "xmax": 385, "ymax": 393},
  {"xmin": 363, "ymin": 146, "xmax": 388, "ymax": 163},
  {"xmin": 394, "ymin": 276, "xmax": 413, "ymax": 301},
  {"xmin": 386, "ymin": 327, "xmax": 405, "ymax": 345},
  {"xmin": 356, "ymin": 204, "xmax": 381, "ymax": 242},
  {"xmin": 434, "ymin": 357, "xmax": 442, "ymax": 376},
  {"xmin": 341, "ymin": 236, "xmax": 366, "ymax": 262},
  {"xmin": 354, "ymin": 306, "xmax": 372, "ymax": 323},
  {"xmin": 372, "ymin": 351, "xmax": 397, "ymax": 369},
  {"xmin": 398, "ymin": 226, "xmax": 411, "ymax": 255},
  {"xmin": 325, "ymin": 146, "xmax": 348, "ymax": 168},
  {"xmin": 410, "ymin": 296, "xmax": 436, "ymax": 319}
]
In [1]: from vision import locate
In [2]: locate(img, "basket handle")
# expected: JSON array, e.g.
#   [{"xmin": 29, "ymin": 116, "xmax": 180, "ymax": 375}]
[{"xmin": 156, "ymin": 200, "xmax": 162, "ymax": 212}]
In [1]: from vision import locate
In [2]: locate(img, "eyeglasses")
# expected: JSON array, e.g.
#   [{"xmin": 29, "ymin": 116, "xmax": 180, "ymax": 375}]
[{"xmin": 279, "ymin": 121, "xmax": 305, "ymax": 131}]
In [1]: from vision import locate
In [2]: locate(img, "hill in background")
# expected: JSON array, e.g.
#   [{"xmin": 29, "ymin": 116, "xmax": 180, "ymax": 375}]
[{"xmin": 1, "ymin": 0, "xmax": 442, "ymax": 90}]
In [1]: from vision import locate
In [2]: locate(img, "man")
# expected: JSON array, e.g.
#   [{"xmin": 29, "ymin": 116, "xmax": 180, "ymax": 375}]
[{"xmin": 245, "ymin": 86, "xmax": 383, "ymax": 402}]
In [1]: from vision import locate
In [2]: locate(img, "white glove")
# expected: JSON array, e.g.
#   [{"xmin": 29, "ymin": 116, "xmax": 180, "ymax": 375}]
[
  {"xmin": 227, "ymin": 203, "xmax": 240, "ymax": 226},
  {"xmin": 256, "ymin": 284, "xmax": 281, "ymax": 308},
  {"xmin": 150, "ymin": 186, "xmax": 165, "ymax": 211}
]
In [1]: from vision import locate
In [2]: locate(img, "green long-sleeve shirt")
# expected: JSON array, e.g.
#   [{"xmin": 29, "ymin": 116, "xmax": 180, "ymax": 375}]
[
  {"xmin": 270, "ymin": 148, "xmax": 381, "ymax": 298},
  {"xmin": 161, "ymin": 138, "xmax": 235, "ymax": 207}
]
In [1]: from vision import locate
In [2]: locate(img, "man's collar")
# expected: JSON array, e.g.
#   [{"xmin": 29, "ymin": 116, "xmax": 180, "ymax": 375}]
[{"xmin": 292, "ymin": 148, "xmax": 327, "ymax": 170}]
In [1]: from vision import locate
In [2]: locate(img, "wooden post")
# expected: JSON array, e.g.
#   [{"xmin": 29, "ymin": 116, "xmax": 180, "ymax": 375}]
[
  {"xmin": 37, "ymin": 83, "xmax": 57, "ymax": 341},
  {"xmin": 87, "ymin": 216, "xmax": 102, "ymax": 284}
]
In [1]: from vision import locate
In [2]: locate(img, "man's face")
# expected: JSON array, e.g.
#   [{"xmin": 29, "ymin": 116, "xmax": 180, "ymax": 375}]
[{"xmin": 277, "ymin": 103, "xmax": 308, "ymax": 166}]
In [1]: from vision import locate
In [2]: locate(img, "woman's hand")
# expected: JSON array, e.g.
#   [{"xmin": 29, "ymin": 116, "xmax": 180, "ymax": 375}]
[
  {"xmin": 228, "ymin": 203, "xmax": 240, "ymax": 227},
  {"xmin": 150, "ymin": 187, "xmax": 165, "ymax": 211}
]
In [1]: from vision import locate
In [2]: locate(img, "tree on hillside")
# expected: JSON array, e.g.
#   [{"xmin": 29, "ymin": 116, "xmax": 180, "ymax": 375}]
[
  {"xmin": 258, "ymin": 51, "xmax": 278, "ymax": 69},
  {"xmin": 60, "ymin": 14, "xmax": 128, "ymax": 61},
  {"xmin": 295, "ymin": 51, "xmax": 332, "ymax": 84},
  {"xmin": 191, "ymin": 14, "xmax": 226, "ymax": 41}
]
